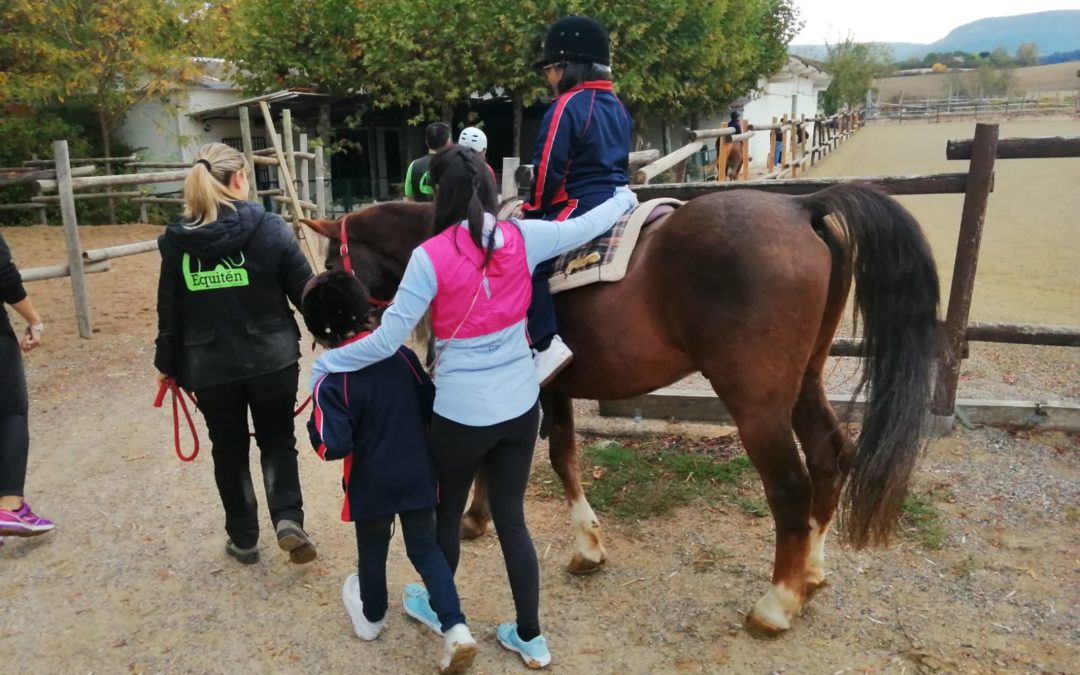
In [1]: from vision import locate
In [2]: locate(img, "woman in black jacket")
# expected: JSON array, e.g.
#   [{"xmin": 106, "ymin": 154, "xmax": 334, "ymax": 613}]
[
  {"xmin": 154, "ymin": 142, "xmax": 315, "ymax": 565},
  {"xmin": 0, "ymin": 232, "xmax": 55, "ymax": 541}
]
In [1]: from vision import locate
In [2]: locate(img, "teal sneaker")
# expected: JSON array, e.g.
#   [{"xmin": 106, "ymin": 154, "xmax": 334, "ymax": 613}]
[
  {"xmin": 402, "ymin": 582, "xmax": 443, "ymax": 635},
  {"xmin": 497, "ymin": 623, "xmax": 551, "ymax": 669}
]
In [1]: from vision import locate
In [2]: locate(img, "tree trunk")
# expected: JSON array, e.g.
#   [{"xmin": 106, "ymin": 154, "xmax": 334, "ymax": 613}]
[
  {"xmin": 512, "ymin": 96, "xmax": 524, "ymax": 159},
  {"xmin": 98, "ymin": 108, "xmax": 117, "ymax": 224},
  {"xmin": 441, "ymin": 102, "xmax": 454, "ymax": 125}
]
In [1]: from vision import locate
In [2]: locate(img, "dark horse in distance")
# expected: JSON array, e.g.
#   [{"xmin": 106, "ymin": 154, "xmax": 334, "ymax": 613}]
[{"xmin": 302, "ymin": 183, "xmax": 939, "ymax": 635}]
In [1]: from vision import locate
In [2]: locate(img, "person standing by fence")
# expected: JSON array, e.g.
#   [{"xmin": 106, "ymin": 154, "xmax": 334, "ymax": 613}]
[
  {"xmin": 0, "ymin": 232, "xmax": 55, "ymax": 542},
  {"xmin": 153, "ymin": 142, "xmax": 315, "ymax": 566}
]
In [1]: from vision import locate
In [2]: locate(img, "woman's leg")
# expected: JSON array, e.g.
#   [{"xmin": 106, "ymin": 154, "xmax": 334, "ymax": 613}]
[
  {"xmin": 429, "ymin": 414, "xmax": 489, "ymax": 574},
  {"xmin": 399, "ymin": 507, "xmax": 466, "ymax": 632},
  {"xmin": 246, "ymin": 364, "xmax": 304, "ymax": 529},
  {"xmin": 194, "ymin": 380, "xmax": 259, "ymax": 548},
  {"xmin": 354, "ymin": 517, "xmax": 393, "ymax": 623},
  {"xmin": 0, "ymin": 333, "xmax": 29, "ymax": 504},
  {"xmin": 484, "ymin": 404, "xmax": 542, "ymax": 640}
]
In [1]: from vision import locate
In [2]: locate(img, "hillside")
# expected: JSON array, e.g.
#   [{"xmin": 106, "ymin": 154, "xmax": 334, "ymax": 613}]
[{"xmin": 792, "ymin": 10, "xmax": 1080, "ymax": 63}]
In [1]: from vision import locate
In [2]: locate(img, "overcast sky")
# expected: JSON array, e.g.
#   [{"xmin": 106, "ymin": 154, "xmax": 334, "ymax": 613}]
[{"xmin": 793, "ymin": 1, "xmax": 1080, "ymax": 44}]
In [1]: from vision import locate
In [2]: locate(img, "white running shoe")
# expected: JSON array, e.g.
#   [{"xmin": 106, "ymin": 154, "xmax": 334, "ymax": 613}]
[
  {"xmin": 342, "ymin": 574, "xmax": 385, "ymax": 641},
  {"xmin": 439, "ymin": 623, "xmax": 479, "ymax": 674},
  {"xmin": 533, "ymin": 335, "xmax": 573, "ymax": 386}
]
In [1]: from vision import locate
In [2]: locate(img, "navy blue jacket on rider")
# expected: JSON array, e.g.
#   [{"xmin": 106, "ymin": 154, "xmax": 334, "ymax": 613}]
[{"xmin": 523, "ymin": 80, "xmax": 632, "ymax": 221}]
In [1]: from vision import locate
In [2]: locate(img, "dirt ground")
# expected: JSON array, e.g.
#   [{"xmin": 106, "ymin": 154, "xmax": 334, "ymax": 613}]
[{"xmin": 2, "ymin": 120, "xmax": 1079, "ymax": 673}]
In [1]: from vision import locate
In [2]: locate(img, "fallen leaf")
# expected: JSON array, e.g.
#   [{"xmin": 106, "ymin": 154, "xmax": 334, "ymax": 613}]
[{"xmin": 591, "ymin": 466, "xmax": 606, "ymax": 480}]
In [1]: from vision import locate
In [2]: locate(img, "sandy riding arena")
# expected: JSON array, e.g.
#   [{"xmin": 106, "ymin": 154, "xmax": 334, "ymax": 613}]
[{"xmin": 2, "ymin": 119, "xmax": 1079, "ymax": 674}]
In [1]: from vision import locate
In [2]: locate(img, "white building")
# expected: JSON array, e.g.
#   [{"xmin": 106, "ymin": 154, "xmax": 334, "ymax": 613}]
[
  {"xmin": 697, "ymin": 55, "xmax": 831, "ymax": 173},
  {"xmin": 117, "ymin": 59, "xmax": 245, "ymax": 165}
]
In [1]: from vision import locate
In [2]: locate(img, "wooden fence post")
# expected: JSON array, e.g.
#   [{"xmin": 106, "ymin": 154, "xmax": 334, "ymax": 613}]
[
  {"xmin": 740, "ymin": 120, "xmax": 750, "ymax": 180},
  {"xmin": 238, "ymin": 106, "xmax": 259, "ymax": 201},
  {"xmin": 299, "ymin": 133, "xmax": 311, "ymax": 218},
  {"xmin": 54, "ymin": 140, "xmax": 92, "ymax": 338},
  {"xmin": 501, "ymin": 156, "xmax": 520, "ymax": 200},
  {"xmin": 283, "ymin": 109, "xmax": 298, "ymax": 211},
  {"xmin": 314, "ymin": 146, "xmax": 327, "ymax": 219},
  {"xmin": 930, "ymin": 123, "xmax": 999, "ymax": 434}
]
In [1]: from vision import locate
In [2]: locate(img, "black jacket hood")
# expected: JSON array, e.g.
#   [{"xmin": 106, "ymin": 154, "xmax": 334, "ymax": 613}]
[{"xmin": 164, "ymin": 201, "xmax": 264, "ymax": 259}]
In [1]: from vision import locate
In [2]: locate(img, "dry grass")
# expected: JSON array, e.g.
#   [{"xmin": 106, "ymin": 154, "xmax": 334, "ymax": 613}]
[{"xmin": 877, "ymin": 61, "xmax": 1080, "ymax": 100}]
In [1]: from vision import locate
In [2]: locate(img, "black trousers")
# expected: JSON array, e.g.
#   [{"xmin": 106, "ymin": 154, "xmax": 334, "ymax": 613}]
[
  {"xmin": 430, "ymin": 403, "xmax": 541, "ymax": 635},
  {"xmin": 354, "ymin": 508, "xmax": 466, "ymax": 631},
  {"xmin": 0, "ymin": 333, "xmax": 29, "ymax": 497},
  {"xmin": 194, "ymin": 364, "xmax": 304, "ymax": 548}
]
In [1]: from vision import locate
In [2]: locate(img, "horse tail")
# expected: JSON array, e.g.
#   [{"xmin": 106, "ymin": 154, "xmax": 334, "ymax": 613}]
[{"xmin": 798, "ymin": 183, "xmax": 941, "ymax": 549}]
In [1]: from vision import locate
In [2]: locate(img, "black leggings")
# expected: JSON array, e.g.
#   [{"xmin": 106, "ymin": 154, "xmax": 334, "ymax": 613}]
[
  {"xmin": 0, "ymin": 333, "xmax": 29, "ymax": 497},
  {"xmin": 430, "ymin": 403, "xmax": 541, "ymax": 638},
  {"xmin": 194, "ymin": 364, "xmax": 304, "ymax": 548}
]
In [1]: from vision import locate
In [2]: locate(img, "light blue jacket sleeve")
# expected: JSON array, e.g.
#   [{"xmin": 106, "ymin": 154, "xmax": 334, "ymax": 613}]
[
  {"xmin": 518, "ymin": 186, "xmax": 637, "ymax": 271},
  {"xmin": 309, "ymin": 249, "xmax": 437, "ymax": 387}
]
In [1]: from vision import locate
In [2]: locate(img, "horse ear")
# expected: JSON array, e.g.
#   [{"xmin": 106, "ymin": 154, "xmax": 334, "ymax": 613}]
[{"xmin": 300, "ymin": 218, "xmax": 338, "ymax": 239}]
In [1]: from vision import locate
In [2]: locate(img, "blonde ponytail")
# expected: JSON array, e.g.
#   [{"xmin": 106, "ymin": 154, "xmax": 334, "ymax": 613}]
[{"xmin": 183, "ymin": 142, "xmax": 250, "ymax": 225}]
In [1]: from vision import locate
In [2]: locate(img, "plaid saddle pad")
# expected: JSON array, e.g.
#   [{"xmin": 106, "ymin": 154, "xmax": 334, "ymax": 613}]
[{"xmin": 498, "ymin": 198, "xmax": 683, "ymax": 294}]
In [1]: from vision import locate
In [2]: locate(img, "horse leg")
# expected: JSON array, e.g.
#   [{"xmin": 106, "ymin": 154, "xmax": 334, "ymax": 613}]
[
  {"xmin": 460, "ymin": 468, "xmax": 492, "ymax": 540},
  {"xmin": 549, "ymin": 391, "xmax": 607, "ymax": 574},
  {"xmin": 792, "ymin": 372, "xmax": 855, "ymax": 599},
  {"xmin": 724, "ymin": 398, "xmax": 813, "ymax": 636}
]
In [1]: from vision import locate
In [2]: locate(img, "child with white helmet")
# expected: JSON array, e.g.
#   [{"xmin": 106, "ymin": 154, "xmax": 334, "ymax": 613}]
[{"xmin": 457, "ymin": 127, "xmax": 497, "ymax": 185}]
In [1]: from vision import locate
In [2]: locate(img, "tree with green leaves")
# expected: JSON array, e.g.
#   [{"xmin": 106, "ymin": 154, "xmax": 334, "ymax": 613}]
[
  {"xmin": 1015, "ymin": 43, "xmax": 1039, "ymax": 67},
  {"xmin": 820, "ymin": 39, "xmax": 892, "ymax": 114}
]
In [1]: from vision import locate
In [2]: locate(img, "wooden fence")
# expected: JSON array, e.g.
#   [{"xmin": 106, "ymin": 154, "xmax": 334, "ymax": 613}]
[
  {"xmin": 599, "ymin": 124, "xmax": 1080, "ymax": 432},
  {"xmin": 14, "ymin": 104, "xmax": 327, "ymax": 338},
  {"xmin": 634, "ymin": 110, "xmax": 865, "ymax": 185},
  {"xmin": 869, "ymin": 95, "xmax": 1079, "ymax": 123}
]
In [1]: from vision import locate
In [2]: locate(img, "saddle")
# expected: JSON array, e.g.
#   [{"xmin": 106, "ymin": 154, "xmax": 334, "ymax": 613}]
[{"xmin": 498, "ymin": 198, "xmax": 683, "ymax": 294}]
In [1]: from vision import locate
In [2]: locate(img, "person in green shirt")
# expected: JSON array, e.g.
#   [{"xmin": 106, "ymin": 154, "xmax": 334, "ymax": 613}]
[{"xmin": 404, "ymin": 123, "xmax": 452, "ymax": 202}]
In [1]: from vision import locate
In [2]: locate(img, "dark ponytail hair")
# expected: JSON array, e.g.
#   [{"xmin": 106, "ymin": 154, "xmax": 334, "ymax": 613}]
[
  {"xmin": 557, "ymin": 61, "xmax": 612, "ymax": 95},
  {"xmin": 429, "ymin": 146, "xmax": 500, "ymax": 268}
]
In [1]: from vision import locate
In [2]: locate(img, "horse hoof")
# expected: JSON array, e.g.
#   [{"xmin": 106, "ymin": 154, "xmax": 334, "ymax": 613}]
[
  {"xmin": 744, "ymin": 612, "xmax": 788, "ymax": 639},
  {"xmin": 566, "ymin": 552, "xmax": 606, "ymax": 575},
  {"xmin": 459, "ymin": 517, "xmax": 488, "ymax": 541}
]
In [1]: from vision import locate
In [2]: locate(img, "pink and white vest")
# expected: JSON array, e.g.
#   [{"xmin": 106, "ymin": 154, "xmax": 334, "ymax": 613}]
[{"xmin": 420, "ymin": 221, "xmax": 531, "ymax": 340}]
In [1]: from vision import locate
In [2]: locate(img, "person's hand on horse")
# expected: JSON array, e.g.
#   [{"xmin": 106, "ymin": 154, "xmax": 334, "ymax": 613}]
[
  {"xmin": 155, "ymin": 371, "xmax": 170, "ymax": 386},
  {"xmin": 20, "ymin": 324, "xmax": 42, "ymax": 352}
]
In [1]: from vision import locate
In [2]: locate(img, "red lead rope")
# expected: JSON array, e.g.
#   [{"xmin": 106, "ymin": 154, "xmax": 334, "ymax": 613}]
[
  {"xmin": 154, "ymin": 378, "xmax": 313, "ymax": 462},
  {"xmin": 154, "ymin": 378, "xmax": 200, "ymax": 462},
  {"xmin": 338, "ymin": 214, "xmax": 393, "ymax": 311}
]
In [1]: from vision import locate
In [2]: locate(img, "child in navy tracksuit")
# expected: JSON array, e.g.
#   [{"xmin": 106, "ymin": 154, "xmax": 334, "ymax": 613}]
[
  {"xmin": 524, "ymin": 15, "xmax": 633, "ymax": 384},
  {"xmin": 303, "ymin": 271, "xmax": 477, "ymax": 674}
]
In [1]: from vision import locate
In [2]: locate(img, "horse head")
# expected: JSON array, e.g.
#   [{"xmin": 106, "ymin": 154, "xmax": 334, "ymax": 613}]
[{"xmin": 301, "ymin": 201, "xmax": 434, "ymax": 305}]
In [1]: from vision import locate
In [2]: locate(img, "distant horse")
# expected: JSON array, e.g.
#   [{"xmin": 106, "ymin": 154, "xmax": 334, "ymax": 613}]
[
  {"xmin": 706, "ymin": 138, "xmax": 748, "ymax": 180},
  {"xmin": 302, "ymin": 183, "xmax": 939, "ymax": 635}
]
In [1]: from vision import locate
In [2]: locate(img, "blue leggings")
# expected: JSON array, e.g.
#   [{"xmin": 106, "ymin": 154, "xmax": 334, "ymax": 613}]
[{"xmin": 355, "ymin": 508, "xmax": 466, "ymax": 631}]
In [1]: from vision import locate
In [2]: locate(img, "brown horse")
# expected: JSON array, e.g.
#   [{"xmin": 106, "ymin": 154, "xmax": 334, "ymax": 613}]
[
  {"xmin": 705, "ymin": 139, "xmax": 748, "ymax": 180},
  {"xmin": 302, "ymin": 183, "xmax": 940, "ymax": 635}
]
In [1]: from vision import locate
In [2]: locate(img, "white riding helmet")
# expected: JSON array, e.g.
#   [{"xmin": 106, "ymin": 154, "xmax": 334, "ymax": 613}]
[{"xmin": 458, "ymin": 126, "xmax": 488, "ymax": 153}]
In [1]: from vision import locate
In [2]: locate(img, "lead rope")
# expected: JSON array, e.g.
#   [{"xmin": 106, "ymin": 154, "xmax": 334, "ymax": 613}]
[{"xmin": 154, "ymin": 379, "xmax": 313, "ymax": 462}]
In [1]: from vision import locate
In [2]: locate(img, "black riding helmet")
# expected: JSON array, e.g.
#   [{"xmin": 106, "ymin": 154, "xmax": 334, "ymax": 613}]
[{"xmin": 532, "ymin": 15, "xmax": 610, "ymax": 69}]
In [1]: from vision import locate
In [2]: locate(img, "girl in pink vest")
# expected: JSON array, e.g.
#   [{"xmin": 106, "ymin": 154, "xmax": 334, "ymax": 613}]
[{"xmin": 312, "ymin": 146, "xmax": 635, "ymax": 669}]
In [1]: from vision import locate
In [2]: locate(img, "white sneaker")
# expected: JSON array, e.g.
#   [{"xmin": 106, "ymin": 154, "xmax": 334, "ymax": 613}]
[
  {"xmin": 533, "ymin": 335, "xmax": 573, "ymax": 386},
  {"xmin": 342, "ymin": 574, "xmax": 385, "ymax": 641},
  {"xmin": 439, "ymin": 623, "xmax": 478, "ymax": 674}
]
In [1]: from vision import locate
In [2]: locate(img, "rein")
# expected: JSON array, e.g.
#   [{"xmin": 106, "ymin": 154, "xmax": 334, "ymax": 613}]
[
  {"xmin": 154, "ymin": 378, "xmax": 313, "ymax": 462},
  {"xmin": 338, "ymin": 215, "xmax": 393, "ymax": 310}
]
